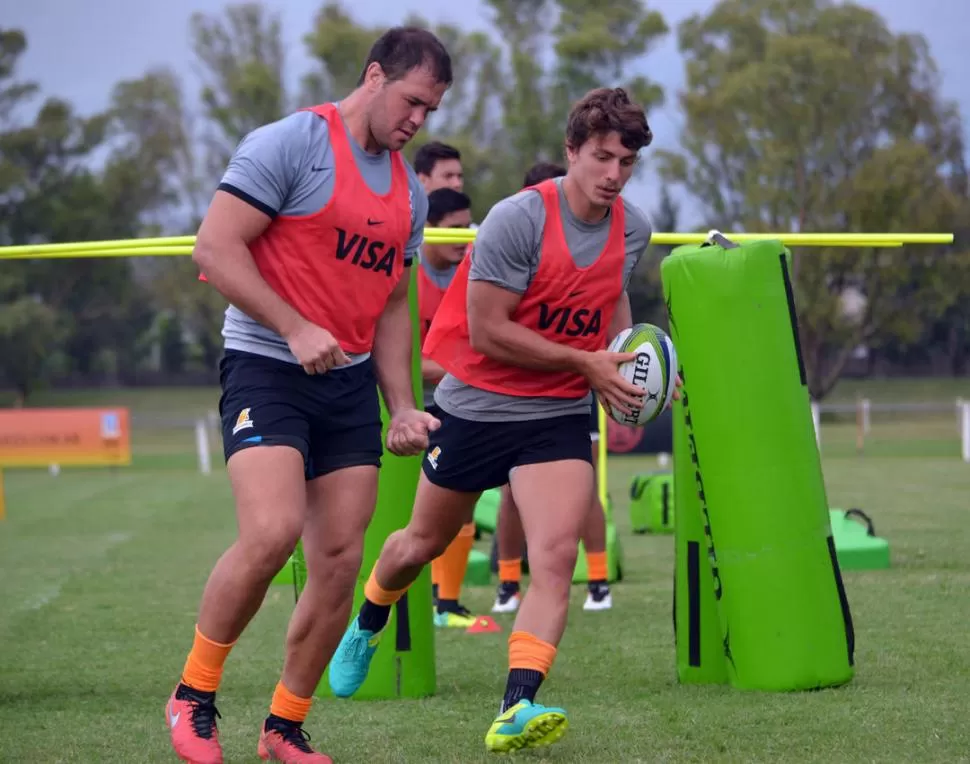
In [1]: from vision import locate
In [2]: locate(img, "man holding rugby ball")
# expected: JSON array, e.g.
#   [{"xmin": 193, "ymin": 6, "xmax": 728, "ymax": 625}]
[{"xmin": 329, "ymin": 86, "xmax": 669, "ymax": 752}]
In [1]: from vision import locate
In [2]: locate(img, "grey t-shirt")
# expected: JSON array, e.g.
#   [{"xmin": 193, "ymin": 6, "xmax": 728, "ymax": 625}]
[
  {"xmin": 434, "ymin": 177, "xmax": 653, "ymax": 421},
  {"xmin": 418, "ymin": 252, "xmax": 459, "ymax": 408},
  {"xmin": 217, "ymin": 107, "xmax": 428, "ymax": 367}
]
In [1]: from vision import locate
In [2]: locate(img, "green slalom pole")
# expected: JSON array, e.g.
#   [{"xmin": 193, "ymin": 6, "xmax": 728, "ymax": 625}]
[
  {"xmin": 315, "ymin": 265, "xmax": 435, "ymax": 699},
  {"xmin": 661, "ymin": 238, "xmax": 855, "ymax": 692}
]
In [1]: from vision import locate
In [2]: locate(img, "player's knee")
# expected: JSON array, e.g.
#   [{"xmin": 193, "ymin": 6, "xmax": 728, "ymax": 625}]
[
  {"xmin": 402, "ymin": 526, "xmax": 452, "ymax": 566},
  {"xmin": 309, "ymin": 541, "xmax": 365, "ymax": 592},
  {"xmin": 531, "ymin": 535, "xmax": 580, "ymax": 585},
  {"xmin": 239, "ymin": 516, "xmax": 303, "ymax": 579}
]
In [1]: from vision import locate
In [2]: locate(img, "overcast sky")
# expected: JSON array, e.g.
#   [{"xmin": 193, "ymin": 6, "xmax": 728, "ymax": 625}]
[{"xmin": 5, "ymin": 0, "xmax": 967, "ymax": 226}]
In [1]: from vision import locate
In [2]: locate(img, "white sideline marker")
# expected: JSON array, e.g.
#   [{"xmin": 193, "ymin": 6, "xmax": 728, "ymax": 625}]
[{"xmin": 196, "ymin": 418, "xmax": 212, "ymax": 476}]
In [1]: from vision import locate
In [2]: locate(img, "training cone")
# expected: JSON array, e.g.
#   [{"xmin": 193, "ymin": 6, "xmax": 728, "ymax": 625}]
[{"xmin": 467, "ymin": 615, "xmax": 502, "ymax": 634}]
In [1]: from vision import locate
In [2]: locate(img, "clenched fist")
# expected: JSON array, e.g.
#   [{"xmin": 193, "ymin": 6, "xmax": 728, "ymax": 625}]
[{"xmin": 285, "ymin": 320, "xmax": 350, "ymax": 375}]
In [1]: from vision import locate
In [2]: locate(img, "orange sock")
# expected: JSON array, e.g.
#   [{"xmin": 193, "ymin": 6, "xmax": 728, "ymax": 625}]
[
  {"xmin": 586, "ymin": 551, "xmax": 608, "ymax": 583},
  {"xmin": 508, "ymin": 630, "xmax": 557, "ymax": 676},
  {"xmin": 433, "ymin": 522, "xmax": 475, "ymax": 601},
  {"xmin": 181, "ymin": 624, "xmax": 236, "ymax": 693},
  {"xmin": 498, "ymin": 558, "xmax": 522, "ymax": 584},
  {"xmin": 269, "ymin": 680, "xmax": 313, "ymax": 724},
  {"xmin": 364, "ymin": 565, "xmax": 409, "ymax": 606}
]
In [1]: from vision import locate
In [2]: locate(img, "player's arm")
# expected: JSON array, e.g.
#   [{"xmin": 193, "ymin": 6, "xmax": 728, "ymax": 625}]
[
  {"xmin": 371, "ymin": 173, "xmax": 429, "ymax": 417},
  {"xmin": 373, "ymin": 269, "xmax": 418, "ymax": 416},
  {"xmin": 193, "ymin": 193, "xmax": 305, "ymax": 338},
  {"xmin": 465, "ymin": 201, "xmax": 581, "ymax": 370},
  {"xmin": 193, "ymin": 117, "xmax": 308, "ymax": 340},
  {"xmin": 468, "ymin": 282, "xmax": 586, "ymax": 371}
]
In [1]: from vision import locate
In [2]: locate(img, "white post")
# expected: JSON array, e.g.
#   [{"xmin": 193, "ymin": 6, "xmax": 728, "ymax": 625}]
[
  {"xmin": 862, "ymin": 398, "xmax": 871, "ymax": 434},
  {"xmin": 961, "ymin": 402, "xmax": 970, "ymax": 464},
  {"xmin": 196, "ymin": 418, "xmax": 212, "ymax": 476},
  {"xmin": 811, "ymin": 402, "xmax": 821, "ymax": 447}
]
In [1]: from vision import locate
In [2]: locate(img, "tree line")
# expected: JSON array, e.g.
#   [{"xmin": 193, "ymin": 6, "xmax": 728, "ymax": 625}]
[{"xmin": 0, "ymin": 0, "xmax": 967, "ymax": 404}]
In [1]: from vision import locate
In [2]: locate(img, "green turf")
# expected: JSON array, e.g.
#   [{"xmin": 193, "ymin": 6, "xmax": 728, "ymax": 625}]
[{"xmin": 1, "ymin": 415, "xmax": 969, "ymax": 761}]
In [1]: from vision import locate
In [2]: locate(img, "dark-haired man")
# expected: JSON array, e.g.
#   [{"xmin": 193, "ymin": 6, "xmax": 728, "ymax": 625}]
[
  {"xmin": 330, "ymin": 87, "xmax": 675, "ymax": 753},
  {"xmin": 414, "ymin": 141, "xmax": 464, "ymax": 192},
  {"xmin": 416, "ymin": 187, "xmax": 479, "ymax": 628},
  {"xmin": 168, "ymin": 26, "xmax": 452, "ymax": 764}
]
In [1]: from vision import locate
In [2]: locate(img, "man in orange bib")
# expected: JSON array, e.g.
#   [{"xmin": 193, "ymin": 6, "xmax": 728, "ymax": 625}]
[
  {"xmin": 491, "ymin": 161, "xmax": 616, "ymax": 615},
  {"xmin": 330, "ymin": 87, "xmax": 669, "ymax": 753},
  {"xmin": 166, "ymin": 27, "xmax": 451, "ymax": 764}
]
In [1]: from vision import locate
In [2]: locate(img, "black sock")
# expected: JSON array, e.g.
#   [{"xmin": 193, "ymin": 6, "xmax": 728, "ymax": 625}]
[
  {"xmin": 436, "ymin": 598, "xmax": 459, "ymax": 614},
  {"xmin": 357, "ymin": 599, "xmax": 391, "ymax": 633},
  {"xmin": 264, "ymin": 713, "xmax": 299, "ymax": 731},
  {"xmin": 501, "ymin": 669, "xmax": 544, "ymax": 712}
]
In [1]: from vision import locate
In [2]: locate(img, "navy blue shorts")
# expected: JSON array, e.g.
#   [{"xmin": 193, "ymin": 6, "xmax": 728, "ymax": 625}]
[
  {"xmin": 218, "ymin": 350, "xmax": 383, "ymax": 480},
  {"xmin": 422, "ymin": 409, "xmax": 593, "ymax": 493}
]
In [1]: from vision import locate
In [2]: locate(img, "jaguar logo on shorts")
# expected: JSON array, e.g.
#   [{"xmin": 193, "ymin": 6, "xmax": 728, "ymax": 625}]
[
  {"xmin": 232, "ymin": 407, "xmax": 254, "ymax": 435},
  {"xmin": 427, "ymin": 445, "xmax": 441, "ymax": 469}
]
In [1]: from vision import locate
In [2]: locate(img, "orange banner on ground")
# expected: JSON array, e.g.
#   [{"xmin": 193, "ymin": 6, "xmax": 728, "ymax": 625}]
[{"xmin": 0, "ymin": 407, "xmax": 131, "ymax": 467}]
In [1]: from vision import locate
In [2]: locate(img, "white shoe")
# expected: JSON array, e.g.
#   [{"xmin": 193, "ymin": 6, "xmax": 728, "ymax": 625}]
[
  {"xmin": 492, "ymin": 583, "xmax": 521, "ymax": 613},
  {"xmin": 583, "ymin": 585, "xmax": 612, "ymax": 611}
]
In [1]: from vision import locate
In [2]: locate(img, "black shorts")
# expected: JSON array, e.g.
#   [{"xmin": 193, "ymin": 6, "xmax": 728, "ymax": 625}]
[
  {"xmin": 589, "ymin": 404, "xmax": 600, "ymax": 439},
  {"xmin": 422, "ymin": 409, "xmax": 593, "ymax": 493},
  {"xmin": 218, "ymin": 350, "xmax": 383, "ymax": 480}
]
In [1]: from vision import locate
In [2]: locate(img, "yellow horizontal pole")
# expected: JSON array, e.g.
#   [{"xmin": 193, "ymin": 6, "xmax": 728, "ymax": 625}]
[
  {"xmin": 0, "ymin": 246, "xmax": 195, "ymax": 260},
  {"xmin": 0, "ymin": 230, "xmax": 952, "ymax": 261}
]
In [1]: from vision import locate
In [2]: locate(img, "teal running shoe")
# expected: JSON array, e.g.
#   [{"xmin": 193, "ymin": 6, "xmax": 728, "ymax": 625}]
[
  {"xmin": 484, "ymin": 699, "xmax": 569, "ymax": 753},
  {"xmin": 328, "ymin": 618, "xmax": 382, "ymax": 698}
]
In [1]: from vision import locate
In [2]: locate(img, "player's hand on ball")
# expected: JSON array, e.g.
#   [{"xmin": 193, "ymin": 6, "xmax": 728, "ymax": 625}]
[
  {"xmin": 387, "ymin": 408, "xmax": 441, "ymax": 456},
  {"xmin": 668, "ymin": 375, "xmax": 683, "ymax": 408},
  {"xmin": 284, "ymin": 320, "xmax": 350, "ymax": 375},
  {"xmin": 580, "ymin": 350, "xmax": 645, "ymax": 416}
]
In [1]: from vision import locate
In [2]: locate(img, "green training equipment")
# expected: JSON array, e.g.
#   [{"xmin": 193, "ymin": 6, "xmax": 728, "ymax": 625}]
[
  {"xmin": 473, "ymin": 487, "xmax": 501, "ymax": 534},
  {"xmin": 297, "ymin": 267, "xmax": 435, "ymax": 700},
  {"xmin": 629, "ymin": 472, "xmax": 675, "ymax": 534},
  {"xmin": 464, "ymin": 549, "xmax": 493, "ymax": 586},
  {"xmin": 672, "ymin": 392, "xmax": 728, "ymax": 685},
  {"xmin": 663, "ymin": 235, "xmax": 855, "ymax": 692},
  {"xmin": 830, "ymin": 508, "xmax": 891, "ymax": 571},
  {"xmin": 606, "ymin": 323, "xmax": 678, "ymax": 426}
]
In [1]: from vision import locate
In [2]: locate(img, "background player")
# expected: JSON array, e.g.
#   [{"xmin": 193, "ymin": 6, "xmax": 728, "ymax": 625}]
[
  {"xmin": 492, "ymin": 161, "xmax": 614, "ymax": 614},
  {"xmin": 414, "ymin": 140, "xmax": 464, "ymax": 192},
  {"xmin": 329, "ymin": 87, "xmax": 659, "ymax": 753},
  {"xmin": 417, "ymin": 186, "xmax": 478, "ymax": 627},
  {"xmin": 411, "ymin": 140, "xmax": 481, "ymax": 624},
  {"xmin": 166, "ymin": 27, "xmax": 450, "ymax": 764}
]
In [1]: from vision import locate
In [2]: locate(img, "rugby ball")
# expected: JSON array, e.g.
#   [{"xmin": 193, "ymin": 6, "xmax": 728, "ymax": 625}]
[{"xmin": 604, "ymin": 323, "xmax": 678, "ymax": 427}]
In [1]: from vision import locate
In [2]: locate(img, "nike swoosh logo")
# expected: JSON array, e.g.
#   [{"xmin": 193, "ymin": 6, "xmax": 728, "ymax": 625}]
[
  {"xmin": 624, "ymin": 230, "xmax": 634, "ymax": 238},
  {"xmin": 310, "ymin": 165, "xmax": 326, "ymax": 172},
  {"xmin": 168, "ymin": 702, "xmax": 180, "ymax": 729},
  {"xmin": 495, "ymin": 711, "xmax": 518, "ymax": 726},
  {"xmin": 368, "ymin": 218, "xmax": 383, "ymax": 225}
]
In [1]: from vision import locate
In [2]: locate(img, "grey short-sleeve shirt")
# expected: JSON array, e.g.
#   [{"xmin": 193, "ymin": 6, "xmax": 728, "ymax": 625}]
[
  {"xmin": 433, "ymin": 177, "xmax": 653, "ymax": 421},
  {"xmin": 216, "ymin": 107, "xmax": 428, "ymax": 367}
]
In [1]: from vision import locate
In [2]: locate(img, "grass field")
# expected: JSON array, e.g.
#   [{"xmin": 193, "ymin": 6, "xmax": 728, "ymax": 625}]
[{"xmin": 1, "ymin": 382, "xmax": 969, "ymax": 762}]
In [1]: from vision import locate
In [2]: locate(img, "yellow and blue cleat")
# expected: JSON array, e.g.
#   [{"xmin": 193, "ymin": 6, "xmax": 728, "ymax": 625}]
[
  {"xmin": 328, "ymin": 619, "xmax": 382, "ymax": 698},
  {"xmin": 484, "ymin": 699, "xmax": 569, "ymax": 753},
  {"xmin": 433, "ymin": 608, "xmax": 478, "ymax": 628}
]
